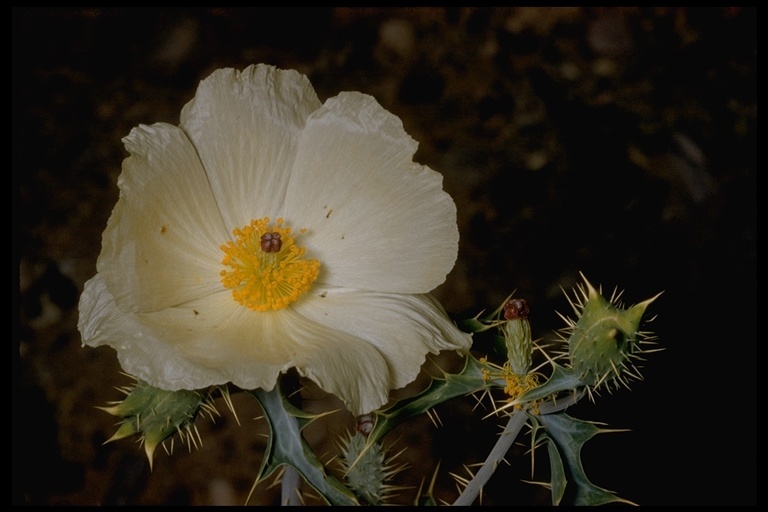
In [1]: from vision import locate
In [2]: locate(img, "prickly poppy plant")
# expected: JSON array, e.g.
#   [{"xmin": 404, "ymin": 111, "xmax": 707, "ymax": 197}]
[{"xmin": 78, "ymin": 65, "xmax": 662, "ymax": 506}]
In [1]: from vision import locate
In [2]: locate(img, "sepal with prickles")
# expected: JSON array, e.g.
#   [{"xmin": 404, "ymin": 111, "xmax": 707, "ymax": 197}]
[{"xmin": 99, "ymin": 378, "xmax": 219, "ymax": 469}]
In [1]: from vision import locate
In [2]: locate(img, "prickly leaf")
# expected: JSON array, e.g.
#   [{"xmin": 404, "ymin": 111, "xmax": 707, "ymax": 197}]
[
  {"xmin": 369, "ymin": 354, "xmax": 493, "ymax": 444},
  {"xmin": 538, "ymin": 412, "xmax": 634, "ymax": 506},
  {"xmin": 248, "ymin": 386, "xmax": 358, "ymax": 506}
]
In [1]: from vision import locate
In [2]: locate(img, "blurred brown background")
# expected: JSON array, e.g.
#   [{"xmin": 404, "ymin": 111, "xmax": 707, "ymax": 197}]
[{"xmin": 14, "ymin": 7, "xmax": 755, "ymax": 506}]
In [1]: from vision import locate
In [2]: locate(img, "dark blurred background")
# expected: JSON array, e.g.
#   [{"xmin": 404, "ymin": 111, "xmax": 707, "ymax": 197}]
[{"xmin": 14, "ymin": 7, "xmax": 755, "ymax": 506}]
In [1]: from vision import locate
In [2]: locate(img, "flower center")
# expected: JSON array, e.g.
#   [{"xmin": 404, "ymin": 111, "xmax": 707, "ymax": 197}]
[{"xmin": 220, "ymin": 217, "xmax": 320, "ymax": 311}]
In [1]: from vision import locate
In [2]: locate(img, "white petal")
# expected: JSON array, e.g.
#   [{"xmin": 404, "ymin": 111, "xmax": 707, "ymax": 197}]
[
  {"xmin": 78, "ymin": 275, "xmax": 255, "ymax": 390},
  {"xmin": 180, "ymin": 64, "xmax": 322, "ymax": 229},
  {"xmin": 99, "ymin": 123, "xmax": 228, "ymax": 313},
  {"xmin": 280, "ymin": 311, "xmax": 391, "ymax": 416},
  {"xmin": 160, "ymin": 295, "xmax": 394, "ymax": 414},
  {"xmin": 80, "ymin": 275, "xmax": 392, "ymax": 415},
  {"xmin": 170, "ymin": 295, "xmax": 392, "ymax": 414},
  {"xmin": 284, "ymin": 91, "xmax": 459, "ymax": 293},
  {"xmin": 294, "ymin": 286, "xmax": 472, "ymax": 389}
]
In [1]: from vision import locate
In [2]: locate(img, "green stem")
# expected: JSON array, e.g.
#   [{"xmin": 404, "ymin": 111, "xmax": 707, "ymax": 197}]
[{"xmin": 453, "ymin": 410, "xmax": 528, "ymax": 506}]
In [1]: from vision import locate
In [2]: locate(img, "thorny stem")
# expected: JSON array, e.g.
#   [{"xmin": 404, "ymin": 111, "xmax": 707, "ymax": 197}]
[
  {"xmin": 452, "ymin": 409, "xmax": 527, "ymax": 506},
  {"xmin": 272, "ymin": 388, "xmax": 586, "ymax": 506},
  {"xmin": 452, "ymin": 390, "xmax": 585, "ymax": 506}
]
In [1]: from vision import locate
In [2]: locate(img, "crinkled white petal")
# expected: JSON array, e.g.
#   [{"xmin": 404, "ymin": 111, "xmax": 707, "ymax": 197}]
[
  {"xmin": 284, "ymin": 91, "xmax": 459, "ymax": 293},
  {"xmin": 80, "ymin": 275, "xmax": 392, "ymax": 415},
  {"xmin": 281, "ymin": 311, "xmax": 391, "ymax": 415},
  {"xmin": 180, "ymin": 64, "xmax": 322, "ymax": 230},
  {"xmin": 99, "ymin": 123, "xmax": 228, "ymax": 313},
  {"xmin": 179, "ymin": 299, "xmax": 392, "ymax": 414},
  {"xmin": 294, "ymin": 286, "xmax": 472, "ymax": 389},
  {"xmin": 79, "ymin": 275, "xmax": 249, "ymax": 389}
]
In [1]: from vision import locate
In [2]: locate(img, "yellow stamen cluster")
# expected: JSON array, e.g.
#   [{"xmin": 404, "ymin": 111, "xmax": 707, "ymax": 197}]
[
  {"xmin": 220, "ymin": 217, "xmax": 320, "ymax": 311},
  {"xmin": 480, "ymin": 358, "xmax": 541, "ymax": 413}
]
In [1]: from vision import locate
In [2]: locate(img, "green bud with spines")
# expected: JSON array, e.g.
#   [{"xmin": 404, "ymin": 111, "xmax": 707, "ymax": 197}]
[
  {"xmin": 564, "ymin": 273, "xmax": 661, "ymax": 393},
  {"xmin": 99, "ymin": 378, "xmax": 218, "ymax": 469},
  {"xmin": 502, "ymin": 298, "xmax": 533, "ymax": 376},
  {"xmin": 338, "ymin": 427, "xmax": 405, "ymax": 506}
]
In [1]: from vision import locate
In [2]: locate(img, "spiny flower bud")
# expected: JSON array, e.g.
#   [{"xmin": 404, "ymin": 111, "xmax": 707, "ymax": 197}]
[
  {"xmin": 99, "ymin": 378, "xmax": 218, "ymax": 469},
  {"xmin": 502, "ymin": 298, "xmax": 532, "ymax": 376},
  {"xmin": 565, "ymin": 274, "xmax": 661, "ymax": 392},
  {"xmin": 338, "ymin": 431, "xmax": 405, "ymax": 505}
]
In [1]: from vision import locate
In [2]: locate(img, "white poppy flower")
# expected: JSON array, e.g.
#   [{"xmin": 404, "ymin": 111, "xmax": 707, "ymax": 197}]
[{"xmin": 78, "ymin": 64, "xmax": 471, "ymax": 415}]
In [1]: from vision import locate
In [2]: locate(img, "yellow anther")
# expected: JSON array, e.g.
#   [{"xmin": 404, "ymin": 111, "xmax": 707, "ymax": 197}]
[{"xmin": 220, "ymin": 217, "xmax": 320, "ymax": 311}]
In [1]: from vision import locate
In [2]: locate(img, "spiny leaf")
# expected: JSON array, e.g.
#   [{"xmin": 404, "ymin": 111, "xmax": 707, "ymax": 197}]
[
  {"xmin": 369, "ymin": 354, "xmax": 493, "ymax": 444},
  {"xmin": 546, "ymin": 434, "xmax": 568, "ymax": 505},
  {"xmin": 538, "ymin": 412, "xmax": 634, "ymax": 506},
  {"xmin": 246, "ymin": 386, "xmax": 358, "ymax": 506}
]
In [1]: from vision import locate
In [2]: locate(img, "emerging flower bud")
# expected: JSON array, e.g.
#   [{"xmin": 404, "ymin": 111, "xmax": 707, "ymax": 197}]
[
  {"xmin": 501, "ymin": 298, "xmax": 532, "ymax": 376},
  {"xmin": 338, "ymin": 431, "xmax": 404, "ymax": 505}
]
